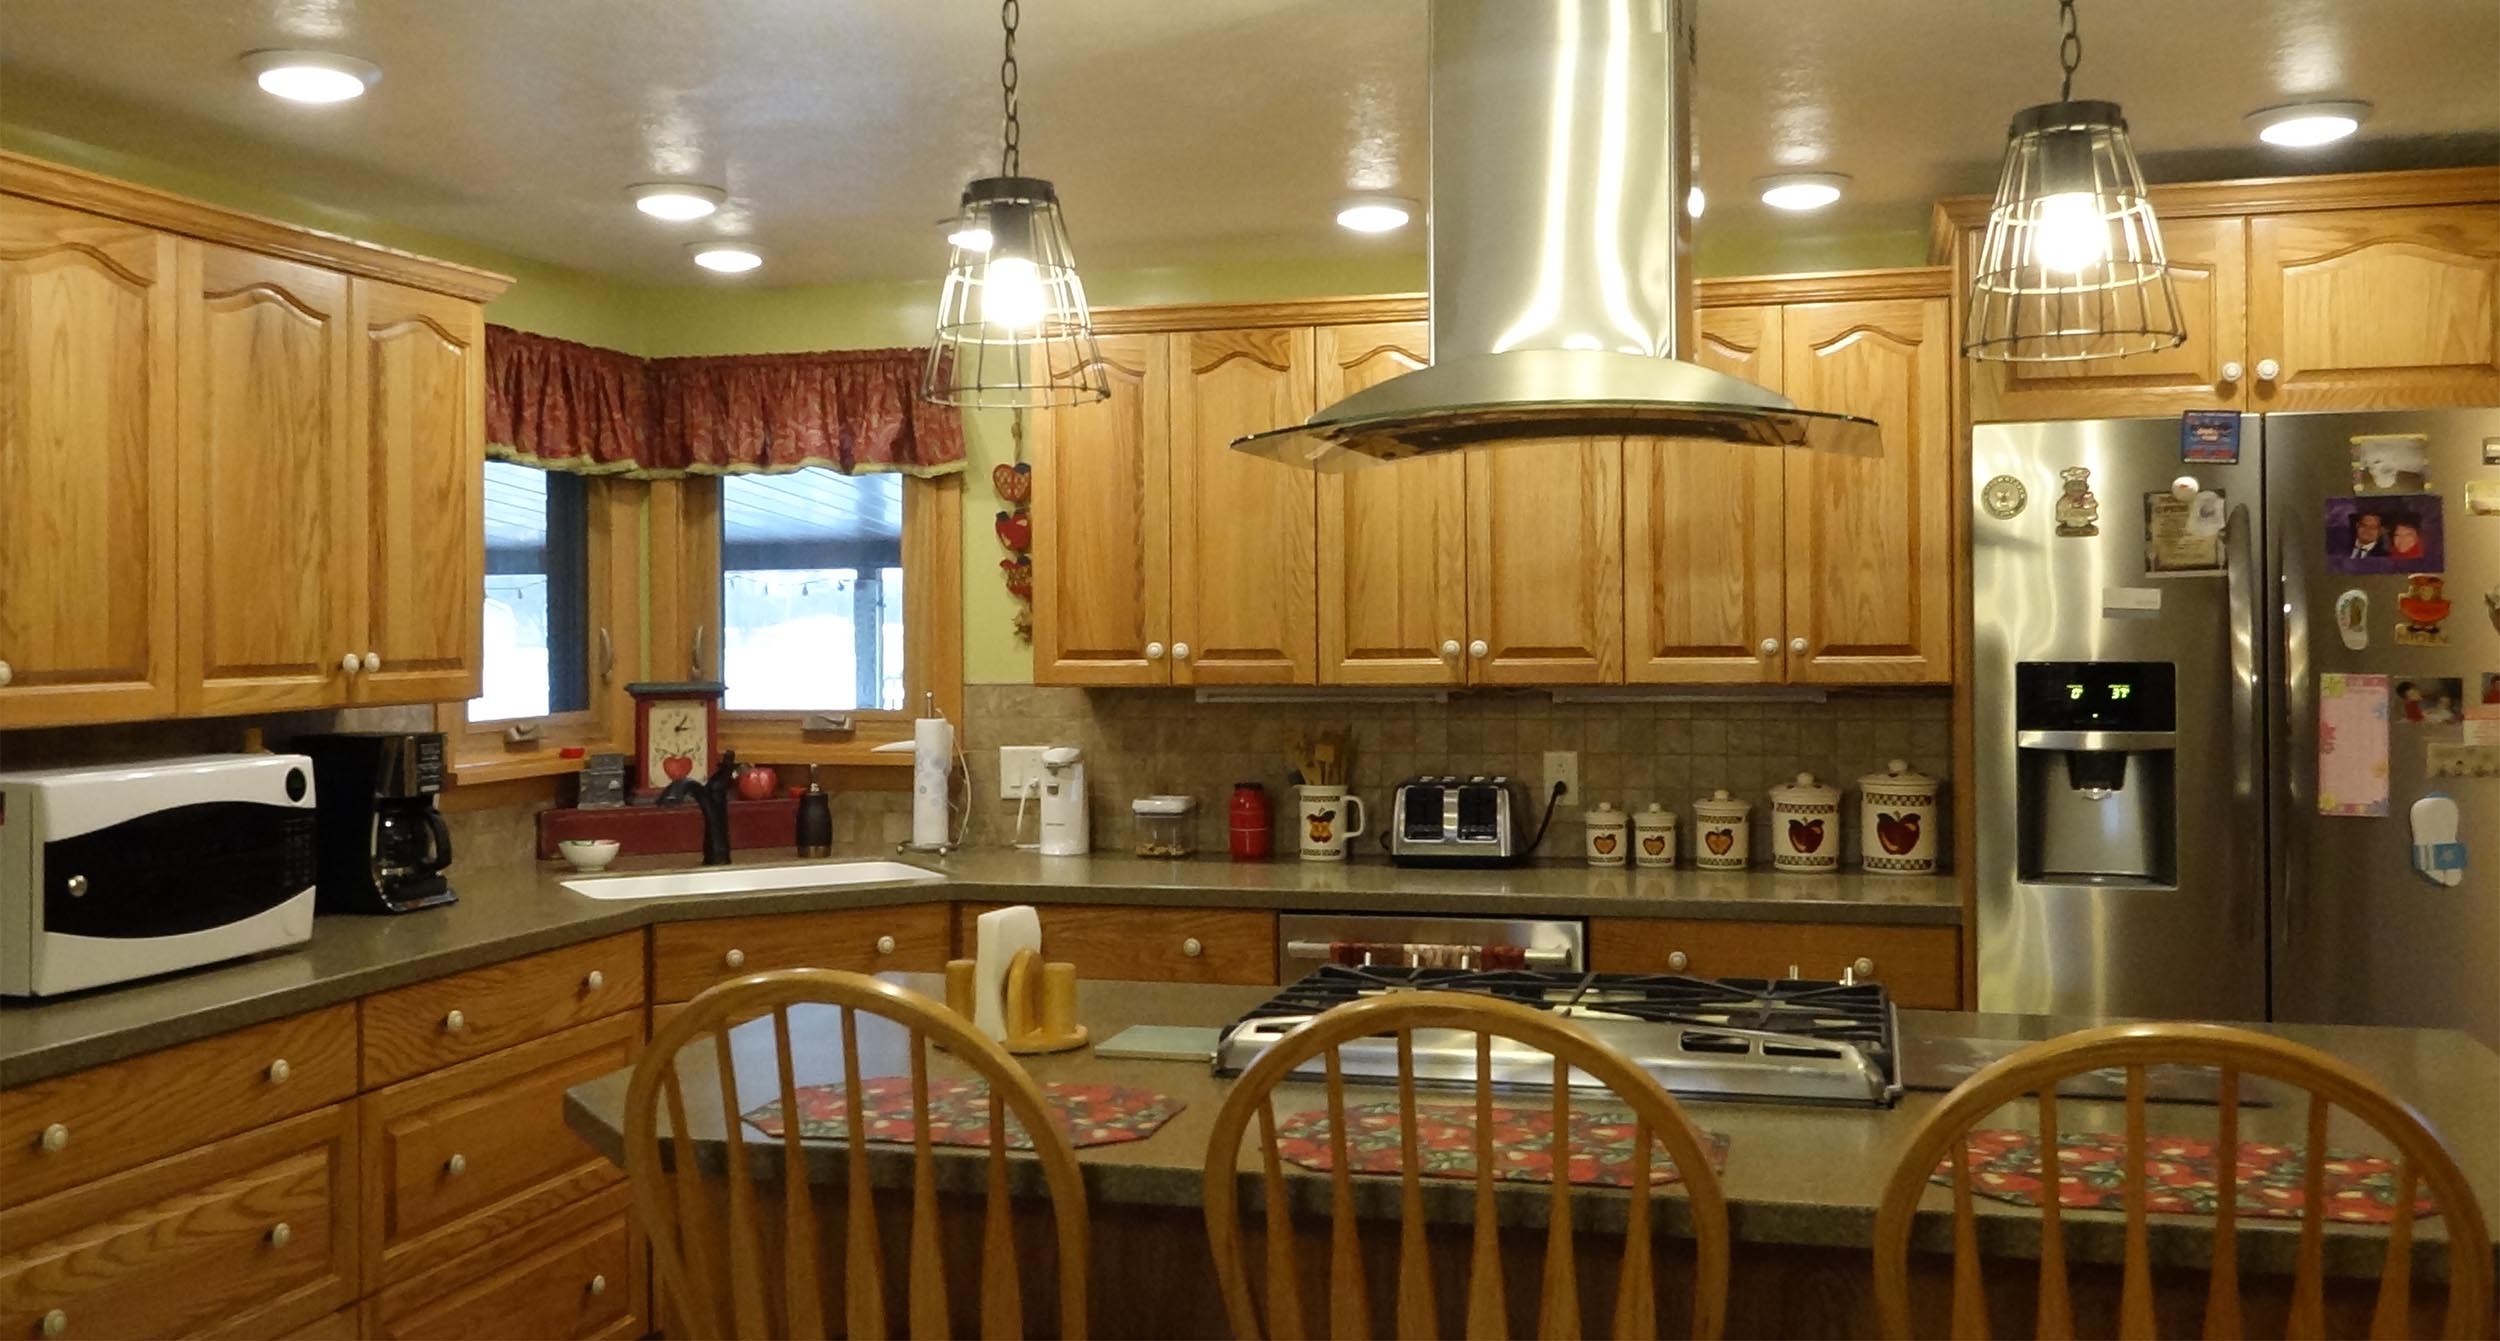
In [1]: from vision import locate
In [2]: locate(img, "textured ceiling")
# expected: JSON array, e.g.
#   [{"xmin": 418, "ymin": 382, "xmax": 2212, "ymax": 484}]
[{"xmin": 1, "ymin": 0, "xmax": 2493, "ymax": 287}]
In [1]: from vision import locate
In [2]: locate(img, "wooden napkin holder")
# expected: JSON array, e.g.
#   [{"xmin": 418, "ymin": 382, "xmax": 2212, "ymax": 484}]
[{"xmin": 945, "ymin": 951, "xmax": 1087, "ymax": 1054}]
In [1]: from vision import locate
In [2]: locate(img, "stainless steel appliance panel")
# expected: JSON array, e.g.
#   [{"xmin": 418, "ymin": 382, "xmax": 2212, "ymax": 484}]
[
  {"xmin": 1972, "ymin": 418, "xmax": 2267, "ymax": 1019},
  {"xmin": 2263, "ymin": 409, "xmax": 2500, "ymax": 1048}
]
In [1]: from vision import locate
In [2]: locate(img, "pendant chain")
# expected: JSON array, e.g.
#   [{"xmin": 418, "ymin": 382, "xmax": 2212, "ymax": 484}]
[
  {"xmin": 2057, "ymin": 0, "xmax": 2081, "ymax": 101},
  {"xmin": 999, "ymin": 0, "xmax": 1021, "ymax": 177}
]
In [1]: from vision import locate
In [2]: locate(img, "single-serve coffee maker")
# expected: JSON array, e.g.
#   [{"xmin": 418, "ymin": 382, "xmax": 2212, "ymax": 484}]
[
  {"xmin": 2012, "ymin": 662, "xmax": 2177, "ymax": 884},
  {"xmin": 295, "ymin": 732, "xmax": 456, "ymax": 913}
]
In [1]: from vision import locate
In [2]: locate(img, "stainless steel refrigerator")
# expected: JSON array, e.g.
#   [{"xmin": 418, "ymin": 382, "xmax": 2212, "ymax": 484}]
[{"xmin": 1973, "ymin": 410, "xmax": 2499, "ymax": 1049}]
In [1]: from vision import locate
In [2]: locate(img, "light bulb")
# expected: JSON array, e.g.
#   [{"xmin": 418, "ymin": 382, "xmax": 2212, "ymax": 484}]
[
  {"xmin": 2031, "ymin": 191, "xmax": 2108, "ymax": 274},
  {"xmin": 242, "ymin": 51, "xmax": 379, "ymax": 104},
  {"xmin": 983, "ymin": 256, "xmax": 1047, "ymax": 330},
  {"xmin": 947, "ymin": 224, "xmax": 994, "ymax": 252}
]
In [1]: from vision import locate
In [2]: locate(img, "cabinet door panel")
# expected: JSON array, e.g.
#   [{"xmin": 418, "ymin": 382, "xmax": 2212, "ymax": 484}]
[
  {"xmin": 2249, "ymin": 204, "xmax": 2500, "ymax": 409},
  {"xmin": 1314, "ymin": 321, "xmax": 1465, "ymax": 685},
  {"xmin": 1780, "ymin": 298, "xmax": 1952, "ymax": 684},
  {"xmin": 352, "ymin": 279, "xmax": 483, "ymax": 704},
  {"xmin": 1030, "ymin": 333, "xmax": 1169, "ymax": 684},
  {"xmin": 1969, "ymin": 214, "xmax": 2249, "ymax": 420},
  {"xmin": 177, "ymin": 242, "xmax": 354, "ymax": 713},
  {"xmin": 0, "ymin": 199, "xmax": 179, "ymax": 725},
  {"xmin": 1626, "ymin": 306, "xmax": 1787, "ymax": 683},
  {"xmin": 1464, "ymin": 437, "xmax": 1623, "ymax": 684},
  {"xmin": 1168, "ymin": 327, "xmax": 1317, "ymax": 684}
]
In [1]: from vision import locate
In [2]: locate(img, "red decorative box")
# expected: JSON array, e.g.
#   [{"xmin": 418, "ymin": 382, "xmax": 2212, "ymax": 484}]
[{"xmin": 536, "ymin": 798, "xmax": 800, "ymax": 860}]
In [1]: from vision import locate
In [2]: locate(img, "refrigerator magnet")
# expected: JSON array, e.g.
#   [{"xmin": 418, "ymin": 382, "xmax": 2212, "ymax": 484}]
[
  {"xmin": 2393, "ymin": 677, "xmax": 2463, "ymax": 724},
  {"xmin": 2334, "ymin": 590, "xmax": 2369, "ymax": 650},
  {"xmin": 2053, "ymin": 466, "xmax": 2100, "ymax": 537},
  {"xmin": 2407, "ymin": 794, "xmax": 2466, "ymax": 888},
  {"xmin": 2464, "ymin": 705, "xmax": 2500, "ymax": 747},
  {"xmin": 2482, "ymin": 673, "xmax": 2500, "ymax": 706},
  {"xmin": 1980, "ymin": 474, "xmax": 2028, "ymax": 520},
  {"xmin": 2317, "ymin": 673, "xmax": 2392, "ymax": 818},
  {"xmin": 2349, "ymin": 434, "xmax": 2433, "ymax": 493},
  {"xmin": 2180, "ymin": 410, "xmax": 2240, "ymax": 463},
  {"xmin": 2427, "ymin": 743, "xmax": 2500, "ymax": 780},
  {"xmin": 2394, "ymin": 574, "xmax": 2451, "ymax": 647},
  {"xmin": 2466, "ymin": 480, "xmax": 2500, "ymax": 517},
  {"xmin": 2326, "ymin": 496, "xmax": 2444, "ymax": 575},
  {"xmin": 2142, "ymin": 491, "xmax": 2224, "ymax": 575},
  {"xmin": 2483, "ymin": 436, "xmax": 2500, "ymax": 466}
]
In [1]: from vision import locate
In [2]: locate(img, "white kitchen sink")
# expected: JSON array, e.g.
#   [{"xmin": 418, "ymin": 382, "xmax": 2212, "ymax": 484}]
[{"xmin": 562, "ymin": 860, "xmax": 944, "ymax": 901}]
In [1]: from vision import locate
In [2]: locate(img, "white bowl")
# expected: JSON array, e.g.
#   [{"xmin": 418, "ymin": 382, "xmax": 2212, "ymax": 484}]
[{"xmin": 558, "ymin": 839, "xmax": 622, "ymax": 872}]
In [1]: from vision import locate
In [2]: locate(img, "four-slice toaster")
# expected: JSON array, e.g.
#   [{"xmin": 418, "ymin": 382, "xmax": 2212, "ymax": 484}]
[{"xmin": 1389, "ymin": 775, "xmax": 1526, "ymax": 868}]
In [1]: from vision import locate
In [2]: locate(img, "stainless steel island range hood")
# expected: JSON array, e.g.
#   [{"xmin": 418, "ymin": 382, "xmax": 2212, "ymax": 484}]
[{"xmin": 1235, "ymin": 0, "xmax": 1875, "ymax": 469}]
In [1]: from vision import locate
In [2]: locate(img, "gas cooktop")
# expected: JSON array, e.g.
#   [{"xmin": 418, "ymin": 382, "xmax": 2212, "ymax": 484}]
[{"xmin": 1215, "ymin": 966, "xmax": 1901, "ymax": 1108}]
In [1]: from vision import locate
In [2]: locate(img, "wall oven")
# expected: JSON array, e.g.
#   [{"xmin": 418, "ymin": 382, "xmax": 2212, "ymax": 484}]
[{"xmin": 0, "ymin": 754, "xmax": 319, "ymax": 996}]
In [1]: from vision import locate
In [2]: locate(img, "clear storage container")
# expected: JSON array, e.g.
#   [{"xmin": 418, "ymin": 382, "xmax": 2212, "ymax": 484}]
[{"xmin": 1131, "ymin": 795, "xmax": 1200, "ymax": 858}]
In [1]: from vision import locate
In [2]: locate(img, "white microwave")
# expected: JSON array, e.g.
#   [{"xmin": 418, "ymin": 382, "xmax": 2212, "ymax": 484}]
[{"xmin": 0, "ymin": 754, "xmax": 319, "ymax": 996}]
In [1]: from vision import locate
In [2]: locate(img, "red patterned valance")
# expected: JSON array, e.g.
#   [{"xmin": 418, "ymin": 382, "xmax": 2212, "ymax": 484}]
[{"xmin": 485, "ymin": 326, "xmax": 965, "ymax": 479}]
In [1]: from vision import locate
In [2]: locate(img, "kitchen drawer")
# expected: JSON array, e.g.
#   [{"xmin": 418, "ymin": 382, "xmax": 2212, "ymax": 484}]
[
  {"xmin": 959, "ymin": 903, "xmax": 1279, "ymax": 985},
  {"xmin": 0, "ymin": 1103, "xmax": 357, "ymax": 1340},
  {"xmin": 651, "ymin": 904, "xmax": 952, "ymax": 1003},
  {"xmin": 282, "ymin": 1307, "xmax": 361, "ymax": 1340},
  {"xmin": 361, "ymin": 933, "xmax": 644, "ymax": 1087},
  {"xmin": 0, "ymin": 1004, "xmax": 357, "ymax": 1208},
  {"xmin": 360, "ymin": 1013, "xmax": 638, "ymax": 1289},
  {"xmin": 367, "ymin": 1185, "xmax": 638, "ymax": 1341},
  {"xmin": 1589, "ymin": 918, "xmax": 1962, "ymax": 1009}
]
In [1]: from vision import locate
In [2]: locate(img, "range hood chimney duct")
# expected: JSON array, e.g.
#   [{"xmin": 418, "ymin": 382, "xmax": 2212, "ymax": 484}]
[{"xmin": 1235, "ymin": 0, "xmax": 1875, "ymax": 469}]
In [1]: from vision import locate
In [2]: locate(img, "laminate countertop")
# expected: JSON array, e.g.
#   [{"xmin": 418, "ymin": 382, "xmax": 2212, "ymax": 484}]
[
  {"xmin": 564, "ymin": 974, "xmax": 2500, "ymax": 1287},
  {"xmin": 0, "ymin": 848, "xmax": 1956, "ymax": 1087}
]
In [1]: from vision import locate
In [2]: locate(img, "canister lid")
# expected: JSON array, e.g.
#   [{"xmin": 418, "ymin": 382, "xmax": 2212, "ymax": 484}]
[
  {"xmin": 1585, "ymin": 801, "xmax": 1625, "ymax": 822},
  {"xmin": 1132, "ymin": 794, "xmax": 1197, "ymax": 815},
  {"xmin": 1694, "ymin": 789, "xmax": 1751, "ymax": 817},
  {"xmin": 1770, "ymin": 772, "xmax": 1838, "ymax": 804},
  {"xmin": 1634, "ymin": 802, "xmax": 1674, "ymax": 828},
  {"xmin": 1857, "ymin": 757, "xmax": 1938, "ymax": 793}
]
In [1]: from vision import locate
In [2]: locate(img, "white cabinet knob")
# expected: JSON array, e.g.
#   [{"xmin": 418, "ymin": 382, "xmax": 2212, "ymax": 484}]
[
  {"xmin": 1181, "ymin": 937, "xmax": 1204, "ymax": 958},
  {"xmin": 2254, "ymin": 357, "xmax": 2281, "ymax": 382},
  {"xmin": 442, "ymin": 1009, "xmax": 466, "ymax": 1034},
  {"xmin": 1468, "ymin": 640, "xmax": 1489, "ymax": 659},
  {"xmin": 1757, "ymin": 638, "xmax": 1778, "ymax": 658},
  {"xmin": 266, "ymin": 1059, "xmax": 291, "ymax": 1085},
  {"xmin": 444, "ymin": 1153, "xmax": 467, "ymax": 1177},
  {"xmin": 362, "ymin": 651, "xmax": 381, "ymax": 672},
  {"xmin": 2219, "ymin": 360, "xmax": 2243, "ymax": 384},
  {"xmin": 340, "ymin": 651, "xmax": 361, "ymax": 673},
  {"xmin": 267, "ymin": 1222, "xmax": 292, "ymax": 1249},
  {"xmin": 39, "ymin": 1123, "xmax": 68, "ymax": 1153},
  {"xmin": 1144, "ymin": 642, "xmax": 1165, "ymax": 660},
  {"xmin": 1667, "ymin": 951, "xmax": 1689, "ymax": 972},
  {"xmin": 1440, "ymin": 639, "xmax": 1461, "ymax": 658},
  {"xmin": 583, "ymin": 969, "xmax": 606, "ymax": 993},
  {"xmin": 0, "ymin": 659, "xmax": 14, "ymax": 688},
  {"xmin": 588, "ymin": 1274, "xmax": 609, "ymax": 1297},
  {"xmin": 1789, "ymin": 636, "xmax": 1808, "ymax": 655},
  {"xmin": 723, "ymin": 948, "xmax": 746, "ymax": 970},
  {"xmin": 40, "ymin": 1309, "xmax": 66, "ymax": 1338},
  {"xmin": 1171, "ymin": 642, "xmax": 1191, "ymax": 661},
  {"xmin": 1854, "ymin": 956, "xmax": 1876, "ymax": 977},
  {"xmin": 876, "ymin": 935, "xmax": 897, "ymax": 955}
]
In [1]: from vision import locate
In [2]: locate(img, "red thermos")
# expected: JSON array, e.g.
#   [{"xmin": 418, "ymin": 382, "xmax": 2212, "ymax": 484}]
[{"xmin": 1228, "ymin": 782, "xmax": 1272, "ymax": 861}]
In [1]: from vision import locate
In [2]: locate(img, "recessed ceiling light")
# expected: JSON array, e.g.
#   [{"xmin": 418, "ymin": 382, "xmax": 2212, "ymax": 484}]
[
  {"xmin": 241, "ymin": 50, "xmax": 380, "ymax": 104},
  {"xmin": 688, "ymin": 243, "xmax": 762, "ymax": 274},
  {"xmin": 1334, "ymin": 195, "xmax": 1415, "ymax": 233},
  {"xmin": 2247, "ymin": 100, "xmax": 2371, "ymax": 148},
  {"xmin": 1756, "ymin": 173, "xmax": 1848, "ymax": 212},
  {"xmin": 627, "ymin": 183, "xmax": 727, "ymax": 221}
]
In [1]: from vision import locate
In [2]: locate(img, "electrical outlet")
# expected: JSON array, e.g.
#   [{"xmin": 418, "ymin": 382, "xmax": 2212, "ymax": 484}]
[
  {"xmin": 1542, "ymin": 751, "xmax": 1579, "ymax": 806},
  {"xmin": 998, "ymin": 746, "xmax": 1046, "ymax": 799}
]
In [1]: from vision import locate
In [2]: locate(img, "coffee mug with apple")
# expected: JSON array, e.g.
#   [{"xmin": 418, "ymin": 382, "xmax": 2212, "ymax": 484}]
[{"xmin": 1297, "ymin": 784, "xmax": 1367, "ymax": 862}]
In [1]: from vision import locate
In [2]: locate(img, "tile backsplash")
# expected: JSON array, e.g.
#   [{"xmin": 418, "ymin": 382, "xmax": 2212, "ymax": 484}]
[{"xmin": 958, "ymin": 685, "xmax": 1951, "ymax": 866}]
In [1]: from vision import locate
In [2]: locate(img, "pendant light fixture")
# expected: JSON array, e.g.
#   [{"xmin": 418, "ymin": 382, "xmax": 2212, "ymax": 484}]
[
  {"xmin": 1965, "ymin": 0, "xmax": 2184, "ymax": 362},
  {"xmin": 920, "ymin": 1, "xmax": 1108, "ymax": 408}
]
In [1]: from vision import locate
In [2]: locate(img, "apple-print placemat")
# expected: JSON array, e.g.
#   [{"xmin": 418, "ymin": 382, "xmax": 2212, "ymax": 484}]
[
  {"xmin": 744, "ymin": 1076, "xmax": 1182, "ymax": 1149},
  {"xmin": 1273, "ymin": 1101, "xmax": 1729, "ymax": 1188},
  {"xmin": 1934, "ymin": 1129, "xmax": 2437, "ymax": 1222}
]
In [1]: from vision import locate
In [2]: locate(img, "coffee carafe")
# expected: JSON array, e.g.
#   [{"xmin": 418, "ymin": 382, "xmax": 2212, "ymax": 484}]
[{"xmin": 295, "ymin": 732, "xmax": 457, "ymax": 913}]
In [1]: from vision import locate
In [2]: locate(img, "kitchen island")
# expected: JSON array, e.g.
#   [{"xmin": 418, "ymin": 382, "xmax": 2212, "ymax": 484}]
[{"xmin": 564, "ymin": 974, "xmax": 2500, "ymax": 1339}]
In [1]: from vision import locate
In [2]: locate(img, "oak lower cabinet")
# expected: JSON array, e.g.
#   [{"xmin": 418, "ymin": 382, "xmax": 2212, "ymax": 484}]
[
  {"xmin": 1589, "ymin": 917, "xmax": 1962, "ymax": 1009},
  {"xmin": 366, "ymin": 1186, "xmax": 637, "ymax": 1341},
  {"xmin": 955, "ymin": 903, "xmax": 1279, "ymax": 985},
  {"xmin": 1030, "ymin": 332, "xmax": 1171, "ymax": 685},
  {"xmin": 651, "ymin": 904, "xmax": 955, "ymax": 1002}
]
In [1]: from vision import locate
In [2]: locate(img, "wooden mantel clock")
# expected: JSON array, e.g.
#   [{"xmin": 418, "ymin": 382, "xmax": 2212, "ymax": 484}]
[{"xmin": 627, "ymin": 681, "xmax": 726, "ymax": 798}]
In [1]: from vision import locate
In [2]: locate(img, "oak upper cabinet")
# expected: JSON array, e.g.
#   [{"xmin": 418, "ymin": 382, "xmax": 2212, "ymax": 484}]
[
  {"xmin": 1167, "ymin": 326, "xmax": 1318, "ymax": 685},
  {"xmin": 1030, "ymin": 332, "xmax": 1171, "ymax": 685},
  {"xmin": 1624, "ymin": 305, "xmax": 1789, "ymax": 684},
  {"xmin": 2247, "ymin": 203, "xmax": 2500, "ymax": 409},
  {"xmin": 1314, "ymin": 321, "xmax": 1468, "ymax": 685},
  {"xmin": 348, "ymin": 279, "xmax": 484, "ymax": 704},
  {"xmin": 1464, "ymin": 436, "xmax": 1624, "ymax": 685},
  {"xmin": 1778, "ymin": 296, "xmax": 1952, "ymax": 684},
  {"xmin": 0, "ymin": 197, "xmax": 180, "ymax": 726},
  {"xmin": 176, "ymin": 241, "xmax": 358, "ymax": 715},
  {"xmin": 1967, "ymin": 213, "xmax": 2249, "ymax": 421}
]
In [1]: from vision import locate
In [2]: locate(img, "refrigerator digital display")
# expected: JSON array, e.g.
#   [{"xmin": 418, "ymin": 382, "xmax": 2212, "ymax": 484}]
[{"xmin": 2016, "ymin": 661, "xmax": 2176, "ymax": 732}]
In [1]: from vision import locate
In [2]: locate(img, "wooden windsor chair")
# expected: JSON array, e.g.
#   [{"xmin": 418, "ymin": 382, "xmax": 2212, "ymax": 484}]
[
  {"xmin": 1872, "ymin": 1021, "xmax": 2492, "ymax": 1340},
  {"xmin": 623, "ymin": 969, "xmax": 1090, "ymax": 1339},
  {"xmin": 1201, "ymin": 990, "xmax": 1731, "ymax": 1340}
]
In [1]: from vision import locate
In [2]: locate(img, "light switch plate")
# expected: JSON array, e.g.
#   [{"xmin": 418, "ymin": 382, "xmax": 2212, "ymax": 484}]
[
  {"xmin": 1543, "ymin": 751, "xmax": 1579, "ymax": 806},
  {"xmin": 998, "ymin": 746, "xmax": 1046, "ymax": 799}
]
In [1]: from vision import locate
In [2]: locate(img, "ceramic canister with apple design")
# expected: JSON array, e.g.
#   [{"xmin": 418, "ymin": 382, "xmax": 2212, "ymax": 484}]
[
  {"xmin": 1769, "ymin": 772, "xmax": 1841, "ymax": 874},
  {"xmin": 1582, "ymin": 802, "xmax": 1628, "ymax": 867},
  {"xmin": 1692, "ymin": 790, "xmax": 1752, "ymax": 871},
  {"xmin": 1858, "ymin": 758, "xmax": 1939, "ymax": 875}
]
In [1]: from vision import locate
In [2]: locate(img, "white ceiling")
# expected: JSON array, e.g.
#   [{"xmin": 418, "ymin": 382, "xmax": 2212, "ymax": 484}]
[{"xmin": 1, "ymin": 0, "xmax": 2493, "ymax": 287}]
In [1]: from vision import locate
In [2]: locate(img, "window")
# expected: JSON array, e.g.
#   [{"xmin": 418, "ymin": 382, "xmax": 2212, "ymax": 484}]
[
  {"xmin": 473, "ymin": 460, "xmax": 591, "ymax": 721},
  {"xmin": 718, "ymin": 470, "xmax": 906, "ymax": 713}
]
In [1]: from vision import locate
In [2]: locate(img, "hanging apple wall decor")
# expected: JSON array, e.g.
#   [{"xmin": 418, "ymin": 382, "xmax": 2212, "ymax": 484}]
[{"xmin": 993, "ymin": 446, "xmax": 1035, "ymax": 642}]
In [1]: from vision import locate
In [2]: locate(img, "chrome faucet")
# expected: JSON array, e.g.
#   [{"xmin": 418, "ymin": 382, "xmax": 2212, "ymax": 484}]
[{"xmin": 656, "ymin": 751, "xmax": 739, "ymax": 866}]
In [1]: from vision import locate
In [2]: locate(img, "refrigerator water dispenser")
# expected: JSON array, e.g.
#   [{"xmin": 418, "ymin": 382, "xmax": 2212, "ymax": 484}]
[{"xmin": 2013, "ymin": 662, "xmax": 2178, "ymax": 884}]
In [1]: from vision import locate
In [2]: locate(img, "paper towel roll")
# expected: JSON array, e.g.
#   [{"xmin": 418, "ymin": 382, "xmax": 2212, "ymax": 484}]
[{"xmin": 912, "ymin": 714, "xmax": 954, "ymax": 848}]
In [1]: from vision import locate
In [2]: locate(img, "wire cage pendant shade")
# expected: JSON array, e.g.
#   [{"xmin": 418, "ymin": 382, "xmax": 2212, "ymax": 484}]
[
  {"xmin": 921, "ymin": 175, "xmax": 1109, "ymax": 407},
  {"xmin": 1966, "ymin": 98, "xmax": 2186, "ymax": 363}
]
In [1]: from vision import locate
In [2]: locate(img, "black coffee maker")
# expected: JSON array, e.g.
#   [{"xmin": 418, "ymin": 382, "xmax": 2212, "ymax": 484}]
[{"xmin": 295, "ymin": 732, "xmax": 456, "ymax": 913}]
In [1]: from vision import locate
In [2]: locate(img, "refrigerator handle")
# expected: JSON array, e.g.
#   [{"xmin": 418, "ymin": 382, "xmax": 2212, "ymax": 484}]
[
  {"xmin": 2273, "ymin": 514, "xmax": 2307, "ymax": 939},
  {"xmin": 2224, "ymin": 503, "xmax": 2265, "ymax": 939}
]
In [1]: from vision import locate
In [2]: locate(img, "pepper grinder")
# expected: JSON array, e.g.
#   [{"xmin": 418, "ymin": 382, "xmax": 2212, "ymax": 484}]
[{"xmin": 796, "ymin": 765, "xmax": 833, "ymax": 857}]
